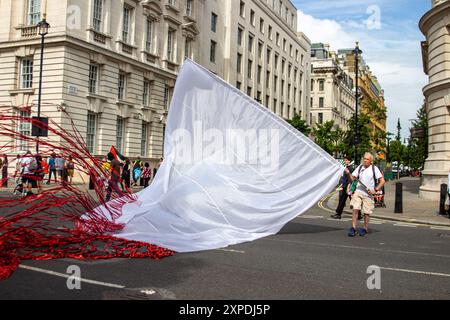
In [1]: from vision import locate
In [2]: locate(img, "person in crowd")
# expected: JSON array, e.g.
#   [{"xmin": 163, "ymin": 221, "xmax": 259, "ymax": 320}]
[
  {"xmin": 106, "ymin": 152, "xmax": 125, "ymax": 202},
  {"xmin": 47, "ymin": 153, "xmax": 57, "ymax": 184},
  {"xmin": 66, "ymin": 156, "xmax": 75, "ymax": 184},
  {"xmin": 142, "ymin": 162, "xmax": 152, "ymax": 188},
  {"xmin": 55, "ymin": 154, "xmax": 65, "ymax": 183}
]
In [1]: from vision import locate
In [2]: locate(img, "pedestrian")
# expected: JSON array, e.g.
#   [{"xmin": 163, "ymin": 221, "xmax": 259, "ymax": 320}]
[
  {"xmin": 121, "ymin": 158, "xmax": 131, "ymax": 192},
  {"xmin": 142, "ymin": 162, "xmax": 152, "ymax": 188},
  {"xmin": 55, "ymin": 154, "xmax": 65, "ymax": 183},
  {"xmin": 13, "ymin": 154, "xmax": 23, "ymax": 195},
  {"xmin": 34, "ymin": 154, "xmax": 45, "ymax": 194},
  {"xmin": 331, "ymin": 155, "xmax": 353, "ymax": 219},
  {"xmin": 347, "ymin": 152, "xmax": 385, "ymax": 237},
  {"xmin": 132, "ymin": 156, "xmax": 143, "ymax": 187},
  {"xmin": 0, "ymin": 155, "xmax": 8, "ymax": 188},
  {"xmin": 41, "ymin": 157, "xmax": 49, "ymax": 182},
  {"xmin": 47, "ymin": 153, "xmax": 57, "ymax": 184},
  {"xmin": 153, "ymin": 157, "xmax": 163, "ymax": 179},
  {"xmin": 106, "ymin": 152, "xmax": 125, "ymax": 202},
  {"xmin": 66, "ymin": 156, "xmax": 75, "ymax": 184},
  {"xmin": 20, "ymin": 150, "xmax": 37, "ymax": 196}
]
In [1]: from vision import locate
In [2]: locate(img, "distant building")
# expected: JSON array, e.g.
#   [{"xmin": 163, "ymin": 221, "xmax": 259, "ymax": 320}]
[
  {"xmin": 310, "ymin": 43, "xmax": 355, "ymax": 131},
  {"xmin": 419, "ymin": 0, "xmax": 450, "ymax": 200}
]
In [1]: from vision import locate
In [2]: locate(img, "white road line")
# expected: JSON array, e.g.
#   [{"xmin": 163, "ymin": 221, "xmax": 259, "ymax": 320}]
[
  {"xmin": 298, "ymin": 215, "xmax": 324, "ymax": 219},
  {"xmin": 216, "ymin": 249, "xmax": 245, "ymax": 254},
  {"xmin": 19, "ymin": 265, "xmax": 126, "ymax": 289},
  {"xmin": 430, "ymin": 226, "xmax": 450, "ymax": 231},
  {"xmin": 263, "ymin": 238, "xmax": 450, "ymax": 259},
  {"xmin": 393, "ymin": 224, "xmax": 418, "ymax": 228},
  {"xmin": 380, "ymin": 267, "xmax": 450, "ymax": 278}
]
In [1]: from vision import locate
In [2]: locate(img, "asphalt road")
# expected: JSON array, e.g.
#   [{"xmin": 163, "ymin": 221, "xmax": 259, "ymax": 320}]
[{"xmin": 1, "ymin": 199, "xmax": 450, "ymax": 300}]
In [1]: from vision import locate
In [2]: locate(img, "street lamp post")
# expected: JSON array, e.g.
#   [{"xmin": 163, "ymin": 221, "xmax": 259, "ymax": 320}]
[
  {"xmin": 36, "ymin": 15, "xmax": 50, "ymax": 154},
  {"xmin": 386, "ymin": 136, "xmax": 391, "ymax": 163},
  {"xmin": 353, "ymin": 42, "xmax": 362, "ymax": 164}
]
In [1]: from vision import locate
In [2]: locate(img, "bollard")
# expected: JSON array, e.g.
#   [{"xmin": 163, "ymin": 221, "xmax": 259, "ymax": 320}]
[
  {"xmin": 395, "ymin": 183, "xmax": 403, "ymax": 213},
  {"xmin": 439, "ymin": 184, "xmax": 447, "ymax": 216}
]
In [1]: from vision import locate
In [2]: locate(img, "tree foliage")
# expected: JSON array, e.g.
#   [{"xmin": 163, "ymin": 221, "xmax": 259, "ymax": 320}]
[{"xmin": 288, "ymin": 113, "xmax": 311, "ymax": 136}]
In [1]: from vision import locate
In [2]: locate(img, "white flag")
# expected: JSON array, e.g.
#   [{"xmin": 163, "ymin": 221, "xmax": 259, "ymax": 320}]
[{"xmin": 110, "ymin": 59, "xmax": 344, "ymax": 252}]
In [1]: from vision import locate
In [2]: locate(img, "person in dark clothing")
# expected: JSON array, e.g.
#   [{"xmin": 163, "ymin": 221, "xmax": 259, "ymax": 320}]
[
  {"xmin": 331, "ymin": 155, "xmax": 353, "ymax": 219},
  {"xmin": 105, "ymin": 152, "xmax": 125, "ymax": 202},
  {"xmin": 121, "ymin": 158, "xmax": 131, "ymax": 192},
  {"xmin": 142, "ymin": 162, "xmax": 152, "ymax": 188}
]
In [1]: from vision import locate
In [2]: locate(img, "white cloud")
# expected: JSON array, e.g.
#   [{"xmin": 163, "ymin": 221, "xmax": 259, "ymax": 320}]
[{"xmin": 297, "ymin": 10, "xmax": 428, "ymax": 138}]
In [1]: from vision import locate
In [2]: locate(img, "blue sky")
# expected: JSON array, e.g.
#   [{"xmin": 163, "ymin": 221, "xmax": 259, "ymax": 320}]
[{"xmin": 293, "ymin": 0, "xmax": 431, "ymax": 140}]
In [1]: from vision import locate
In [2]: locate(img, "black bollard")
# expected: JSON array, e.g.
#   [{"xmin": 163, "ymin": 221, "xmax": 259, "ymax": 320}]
[
  {"xmin": 395, "ymin": 183, "xmax": 403, "ymax": 213},
  {"xmin": 439, "ymin": 184, "xmax": 447, "ymax": 216}
]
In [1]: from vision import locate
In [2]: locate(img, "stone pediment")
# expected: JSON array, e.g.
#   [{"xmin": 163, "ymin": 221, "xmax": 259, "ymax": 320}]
[
  {"xmin": 141, "ymin": 0, "xmax": 163, "ymax": 15},
  {"xmin": 182, "ymin": 22, "xmax": 199, "ymax": 37}
]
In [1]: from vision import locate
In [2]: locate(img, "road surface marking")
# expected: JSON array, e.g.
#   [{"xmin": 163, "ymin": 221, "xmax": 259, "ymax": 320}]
[
  {"xmin": 298, "ymin": 215, "xmax": 324, "ymax": 219},
  {"xmin": 19, "ymin": 265, "xmax": 126, "ymax": 289},
  {"xmin": 394, "ymin": 223, "xmax": 418, "ymax": 228},
  {"xmin": 380, "ymin": 267, "xmax": 450, "ymax": 278},
  {"xmin": 216, "ymin": 249, "xmax": 245, "ymax": 254},
  {"xmin": 263, "ymin": 238, "xmax": 450, "ymax": 259},
  {"xmin": 430, "ymin": 226, "xmax": 450, "ymax": 231}
]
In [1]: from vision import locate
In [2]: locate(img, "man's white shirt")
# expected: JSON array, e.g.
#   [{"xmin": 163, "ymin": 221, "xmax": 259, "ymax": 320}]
[{"xmin": 352, "ymin": 165, "xmax": 382, "ymax": 196}]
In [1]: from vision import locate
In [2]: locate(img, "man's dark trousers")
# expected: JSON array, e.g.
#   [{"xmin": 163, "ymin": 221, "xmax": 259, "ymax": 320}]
[{"xmin": 335, "ymin": 185, "xmax": 349, "ymax": 216}]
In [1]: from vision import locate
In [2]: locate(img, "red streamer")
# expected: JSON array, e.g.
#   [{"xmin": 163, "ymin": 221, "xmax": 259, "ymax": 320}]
[{"xmin": 0, "ymin": 104, "xmax": 174, "ymax": 280}]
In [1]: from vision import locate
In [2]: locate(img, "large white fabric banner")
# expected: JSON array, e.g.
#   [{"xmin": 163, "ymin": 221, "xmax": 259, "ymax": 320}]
[{"xmin": 108, "ymin": 59, "xmax": 344, "ymax": 252}]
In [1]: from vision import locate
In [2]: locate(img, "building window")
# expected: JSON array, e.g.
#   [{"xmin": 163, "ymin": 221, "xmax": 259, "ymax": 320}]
[
  {"xmin": 287, "ymin": 105, "xmax": 291, "ymax": 118},
  {"xmin": 274, "ymin": 75, "xmax": 278, "ymax": 92},
  {"xmin": 27, "ymin": 0, "xmax": 41, "ymax": 25},
  {"xmin": 143, "ymin": 80, "xmax": 150, "ymax": 106},
  {"xmin": 236, "ymin": 81, "xmax": 241, "ymax": 90},
  {"xmin": 18, "ymin": 110, "xmax": 31, "ymax": 151},
  {"xmin": 86, "ymin": 112, "xmax": 97, "ymax": 154},
  {"xmin": 239, "ymin": 1, "xmax": 245, "ymax": 17},
  {"xmin": 122, "ymin": 6, "xmax": 131, "ymax": 43},
  {"xmin": 258, "ymin": 42, "xmax": 263, "ymax": 60},
  {"xmin": 20, "ymin": 58, "xmax": 33, "ymax": 89},
  {"xmin": 145, "ymin": 18, "xmax": 154, "ymax": 52},
  {"xmin": 88, "ymin": 63, "xmax": 99, "ymax": 94},
  {"xmin": 167, "ymin": 29, "xmax": 175, "ymax": 61},
  {"xmin": 319, "ymin": 97, "xmax": 324, "ymax": 108},
  {"xmin": 310, "ymin": 97, "xmax": 313, "ymax": 108},
  {"xmin": 93, "ymin": 0, "xmax": 103, "ymax": 32},
  {"xmin": 256, "ymin": 91, "xmax": 262, "ymax": 103},
  {"xmin": 247, "ymin": 86, "xmax": 252, "ymax": 97},
  {"xmin": 281, "ymin": 59, "xmax": 285, "ymax": 73},
  {"xmin": 237, "ymin": 53, "xmax": 242, "ymax": 73},
  {"xmin": 248, "ymin": 34, "xmax": 254, "ymax": 53},
  {"xmin": 237, "ymin": 27, "xmax": 244, "ymax": 46},
  {"xmin": 247, "ymin": 59, "xmax": 253, "ymax": 78},
  {"xmin": 283, "ymin": 39, "xmax": 286, "ymax": 52},
  {"xmin": 257, "ymin": 66, "xmax": 262, "ymax": 84},
  {"xmin": 295, "ymin": 49, "xmax": 299, "ymax": 62},
  {"xmin": 318, "ymin": 112, "xmax": 323, "ymax": 124},
  {"xmin": 164, "ymin": 86, "xmax": 172, "ymax": 110},
  {"xmin": 281, "ymin": 80, "xmax": 285, "ymax": 94},
  {"xmin": 250, "ymin": 10, "xmax": 255, "ymax": 26},
  {"xmin": 276, "ymin": 32, "xmax": 280, "ymax": 46},
  {"xmin": 184, "ymin": 37, "xmax": 193, "ymax": 59},
  {"xmin": 260, "ymin": 18, "xmax": 264, "ymax": 33},
  {"xmin": 273, "ymin": 98, "xmax": 277, "ymax": 112},
  {"xmin": 319, "ymin": 80, "xmax": 325, "ymax": 91},
  {"xmin": 268, "ymin": 25, "xmax": 272, "ymax": 40},
  {"xmin": 210, "ymin": 40, "xmax": 217, "ymax": 63},
  {"xmin": 118, "ymin": 72, "xmax": 126, "ymax": 100},
  {"xmin": 211, "ymin": 12, "xmax": 218, "ymax": 32},
  {"xmin": 116, "ymin": 116, "xmax": 124, "ymax": 151},
  {"xmin": 311, "ymin": 80, "xmax": 314, "ymax": 92},
  {"xmin": 141, "ymin": 122, "xmax": 148, "ymax": 156},
  {"xmin": 274, "ymin": 54, "xmax": 279, "ymax": 70},
  {"xmin": 266, "ymin": 71, "xmax": 270, "ymax": 88},
  {"xmin": 265, "ymin": 95, "xmax": 270, "ymax": 108},
  {"xmin": 266, "ymin": 48, "xmax": 271, "ymax": 64},
  {"xmin": 288, "ymin": 64, "xmax": 292, "ymax": 78},
  {"xmin": 186, "ymin": 0, "xmax": 193, "ymax": 16}
]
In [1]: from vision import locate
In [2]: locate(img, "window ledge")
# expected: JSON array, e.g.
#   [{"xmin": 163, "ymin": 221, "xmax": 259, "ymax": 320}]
[
  {"xmin": 165, "ymin": 4, "xmax": 180, "ymax": 14},
  {"xmin": 9, "ymin": 88, "xmax": 35, "ymax": 96},
  {"xmin": 116, "ymin": 100, "xmax": 134, "ymax": 107},
  {"xmin": 86, "ymin": 93, "xmax": 108, "ymax": 101},
  {"xmin": 116, "ymin": 39, "xmax": 138, "ymax": 49}
]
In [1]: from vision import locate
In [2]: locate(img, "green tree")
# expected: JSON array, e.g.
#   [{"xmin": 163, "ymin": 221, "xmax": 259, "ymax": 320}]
[
  {"xmin": 312, "ymin": 121, "xmax": 344, "ymax": 156},
  {"xmin": 409, "ymin": 104, "xmax": 428, "ymax": 169},
  {"xmin": 396, "ymin": 118, "xmax": 402, "ymax": 141},
  {"xmin": 288, "ymin": 112, "xmax": 311, "ymax": 136}
]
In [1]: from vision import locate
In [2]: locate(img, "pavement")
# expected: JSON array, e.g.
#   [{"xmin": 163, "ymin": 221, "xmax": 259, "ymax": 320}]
[{"xmin": 325, "ymin": 177, "xmax": 450, "ymax": 227}]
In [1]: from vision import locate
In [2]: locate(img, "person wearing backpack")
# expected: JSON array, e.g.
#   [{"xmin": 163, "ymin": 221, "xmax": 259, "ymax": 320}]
[
  {"xmin": 46, "ymin": 153, "xmax": 57, "ymax": 184},
  {"xmin": 19, "ymin": 150, "xmax": 36, "ymax": 196},
  {"xmin": 348, "ymin": 152, "xmax": 385, "ymax": 237}
]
